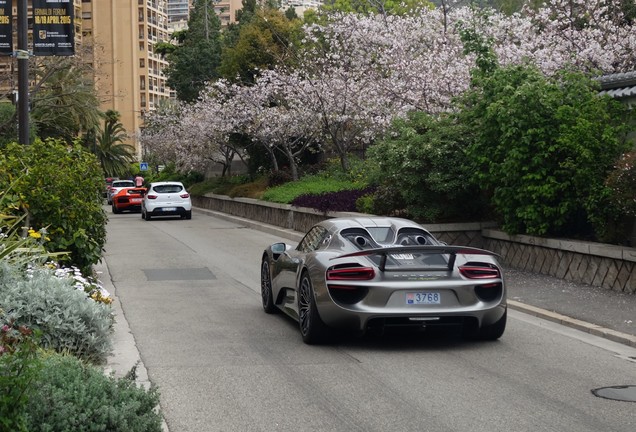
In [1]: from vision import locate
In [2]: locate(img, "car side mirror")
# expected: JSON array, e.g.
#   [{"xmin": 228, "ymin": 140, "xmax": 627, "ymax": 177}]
[{"xmin": 271, "ymin": 243, "xmax": 287, "ymax": 255}]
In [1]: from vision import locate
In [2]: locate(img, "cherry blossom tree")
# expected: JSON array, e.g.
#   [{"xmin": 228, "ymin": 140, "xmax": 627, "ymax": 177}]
[{"xmin": 143, "ymin": 0, "xmax": 636, "ymax": 175}]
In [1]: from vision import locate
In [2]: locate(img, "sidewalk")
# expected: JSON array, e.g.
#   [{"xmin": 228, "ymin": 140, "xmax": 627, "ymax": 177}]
[{"xmin": 505, "ymin": 267, "xmax": 636, "ymax": 347}]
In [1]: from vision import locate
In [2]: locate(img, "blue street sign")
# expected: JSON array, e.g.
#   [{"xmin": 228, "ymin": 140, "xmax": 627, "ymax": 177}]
[{"xmin": 140, "ymin": 162, "xmax": 148, "ymax": 171}]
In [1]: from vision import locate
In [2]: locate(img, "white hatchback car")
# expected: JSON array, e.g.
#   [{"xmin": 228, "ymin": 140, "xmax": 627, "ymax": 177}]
[
  {"xmin": 107, "ymin": 179, "xmax": 134, "ymax": 204},
  {"xmin": 141, "ymin": 181, "xmax": 192, "ymax": 220}
]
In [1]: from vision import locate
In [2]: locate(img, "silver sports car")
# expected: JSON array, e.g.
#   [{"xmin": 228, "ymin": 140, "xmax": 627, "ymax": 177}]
[{"xmin": 260, "ymin": 217, "xmax": 507, "ymax": 344}]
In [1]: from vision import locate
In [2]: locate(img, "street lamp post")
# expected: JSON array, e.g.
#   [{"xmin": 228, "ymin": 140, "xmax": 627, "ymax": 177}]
[{"xmin": 17, "ymin": 0, "xmax": 29, "ymax": 145}]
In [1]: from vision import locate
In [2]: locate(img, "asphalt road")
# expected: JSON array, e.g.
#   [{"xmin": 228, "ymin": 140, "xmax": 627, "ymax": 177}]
[{"xmin": 102, "ymin": 209, "xmax": 636, "ymax": 432}]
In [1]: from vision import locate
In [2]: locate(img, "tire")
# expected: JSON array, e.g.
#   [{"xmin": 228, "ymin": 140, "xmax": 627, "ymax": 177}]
[
  {"xmin": 185, "ymin": 210, "xmax": 192, "ymax": 220},
  {"xmin": 469, "ymin": 309, "xmax": 507, "ymax": 341},
  {"xmin": 260, "ymin": 258, "xmax": 277, "ymax": 314},
  {"xmin": 144, "ymin": 210, "xmax": 152, "ymax": 221},
  {"xmin": 298, "ymin": 271, "xmax": 331, "ymax": 344},
  {"xmin": 111, "ymin": 204, "xmax": 121, "ymax": 214}
]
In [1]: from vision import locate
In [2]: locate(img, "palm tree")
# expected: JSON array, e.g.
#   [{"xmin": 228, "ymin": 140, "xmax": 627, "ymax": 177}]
[
  {"xmin": 30, "ymin": 56, "xmax": 103, "ymax": 141},
  {"xmin": 93, "ymin": 110, "xmax": 136, "ymax": 177}
]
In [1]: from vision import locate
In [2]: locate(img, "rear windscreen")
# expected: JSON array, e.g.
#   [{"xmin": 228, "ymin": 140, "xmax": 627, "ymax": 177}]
[{"xmin": 154, "ymin": 185, "xmax": 183, "ymax": 193}]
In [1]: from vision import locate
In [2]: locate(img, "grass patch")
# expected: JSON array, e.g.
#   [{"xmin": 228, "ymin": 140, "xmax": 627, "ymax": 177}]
[{"xmin": 262, "ymin": 175, "xmax": 362, "ymax": 204}]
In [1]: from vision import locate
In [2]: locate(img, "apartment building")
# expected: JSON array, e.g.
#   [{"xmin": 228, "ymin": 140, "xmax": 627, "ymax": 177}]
[
  {"xmin": 214, "ymin": 0, "xmax": 242, "ymax": 26},
  {"xmin": 167, "ymin": 0, "xmax": 191, "ymax": 22},
  {"xmin": 85, "ymin": 0, "xmax": 172, "ymax": 154},
  {"xmin": 0, "ymin": 0, "xmax": 84, "ymax": 102}
]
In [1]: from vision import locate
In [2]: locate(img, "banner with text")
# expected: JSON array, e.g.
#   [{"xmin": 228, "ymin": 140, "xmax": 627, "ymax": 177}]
[
  {"xmin": 0, "ymin": 0, "xmax": 11, "ymax": 55},
  {"xmin": 33, "ymin": 0, "xmax": 74, "ymax": 56}
]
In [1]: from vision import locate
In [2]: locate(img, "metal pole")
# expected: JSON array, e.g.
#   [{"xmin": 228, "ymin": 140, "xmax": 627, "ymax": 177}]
[{"xmin": 17, "ymin": 0, "xmax": 29, "ymax": 145}]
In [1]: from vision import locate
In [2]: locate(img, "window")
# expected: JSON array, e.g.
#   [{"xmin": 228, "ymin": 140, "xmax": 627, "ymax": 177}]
[
  {"xmin": 139, "ymin": 58, "xmax": 145, "ymax": 68},
  {"xmin": 297, "ymin": 226, "xmax": 329, "ymax": 253}
]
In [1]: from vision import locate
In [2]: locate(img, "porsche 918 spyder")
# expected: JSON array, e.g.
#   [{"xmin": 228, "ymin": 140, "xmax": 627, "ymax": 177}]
[{"xmin": 260, "ymin": 217, "xmax": 507, "ymax": 344}]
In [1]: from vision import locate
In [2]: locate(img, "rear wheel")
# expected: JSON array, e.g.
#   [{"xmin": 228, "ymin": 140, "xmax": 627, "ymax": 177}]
[
  {"xmin": 111, "ymin": 204, "xmax": 120, "ymax": 214},
  {"xmin": 143, "ymin": 209, "xmax": 151, "ymax": 221},
  {"xmin": 298, "ymin": 272, "xmax": 330, "ymax": 344},
  {"xmin": 260, "ymin": 258, "xmax": 277, "ymax": 314},
  {"xmin": 185, "ymin": 210, "xmax": 192, "ymax": 220}
]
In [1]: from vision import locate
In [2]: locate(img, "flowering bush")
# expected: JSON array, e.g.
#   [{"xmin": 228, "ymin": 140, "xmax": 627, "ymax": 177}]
[
  {"xmin": 0, "ymin": 263, "xmax": 114, "ymax": 364},
  {"xmin": 48, "ymin": 264, "xmax": 113, "ymax": 306}
]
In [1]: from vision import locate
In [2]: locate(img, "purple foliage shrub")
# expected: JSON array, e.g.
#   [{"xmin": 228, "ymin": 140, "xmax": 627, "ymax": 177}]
[{"xmin": 291, "ymin": 187, "xmax": 376, "ymax": 213}]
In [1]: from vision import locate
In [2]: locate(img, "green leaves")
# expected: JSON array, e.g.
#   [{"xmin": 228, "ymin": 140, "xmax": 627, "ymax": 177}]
[
  {"xmin": 367, "ymin": 111, "xmax": 486, "ymax": 222},
  {"xmin": 461, "ymin": 64, "xmax": 632, "ymax": 237},
  {"xmin": 0, "ymin": 139, "xmax": 107, "ymax": 273}
]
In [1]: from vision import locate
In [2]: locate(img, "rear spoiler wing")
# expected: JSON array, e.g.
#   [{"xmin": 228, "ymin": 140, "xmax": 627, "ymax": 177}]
[{"xmin": 334, "ymin": 246, "xmax": 499, "ymax": 272}]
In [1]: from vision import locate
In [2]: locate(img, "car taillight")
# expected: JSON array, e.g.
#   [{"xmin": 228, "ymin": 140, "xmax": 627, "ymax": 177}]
[
  {"xmin": 180, "ymin": 193, "xmax": 190, "ymax": 198},
  {"xmin": 326, "ymin": 266, "xmax": 375, "ymax": 280},
  {"xmin": 459, "ymin": 264, "xmax": 500, "ymax": 279},
  {"xmin": 147, "ymin": 194, "xmax": 158, "ymax": 200}
]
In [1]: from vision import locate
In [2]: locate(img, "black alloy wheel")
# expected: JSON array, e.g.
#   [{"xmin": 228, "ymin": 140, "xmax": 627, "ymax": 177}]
[
  {"xmin": 260, "ymin": 258, "xmax": 277, "ymax": 314},
  {"xmin": 298, "ymin": 272, "xmax": 330, "ymax": 344}
]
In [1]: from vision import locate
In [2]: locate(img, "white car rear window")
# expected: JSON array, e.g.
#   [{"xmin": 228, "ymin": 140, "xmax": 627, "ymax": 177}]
[{"xmin": 154, "ymin": 185, "xmax": 183, "ymax": 194}]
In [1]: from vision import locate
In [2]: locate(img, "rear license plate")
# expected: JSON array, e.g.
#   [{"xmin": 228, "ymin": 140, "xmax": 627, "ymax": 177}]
[
  {"xmin": 131, "ymin": 198, "xmax": 141, "ymax": 203},
  {"xmin": 162, "ymin": 207, "xmax": 176, "ymax": 212},
  {"xmin": 406, "ymin": 292, "xmax": 441, "ymax": 305}
]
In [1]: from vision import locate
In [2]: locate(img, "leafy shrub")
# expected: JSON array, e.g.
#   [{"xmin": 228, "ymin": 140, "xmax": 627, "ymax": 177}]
[
  {"xmin": 227, "ymin": 176, "xmax": 269, "ymax": 198},
  {"xmin": 148, "ymin": 163, "xmax": 204, "ymax": 189},
  {"xmin": 22, "ymin": 352, "xmax": 162, "ymax": 432},
  {"xmin": 367, "ymin": 111, "xmax": 487, "ymax": 222},
  {"xmin": 605, "ymin": 150, "xmax": 636, "ymax": 217},
  {"xmin": 460, "ymin": 65, "xmax": 633, "ymax": 237},
  {"xmin": 0, "ymin": 317, "xmax": 41, "ymax": 432},
  {"xmin": 291, "ymin": 187, "xmax": 376, "ymax": 213},
  {"xmin": 0, "ymin": 139, "xmax": 107, "ymax": 274},
  {"xmin": 0, "ymin": 263, "xmax": 114, "ymax": 364},
  {"xmin": 318, "ymin": 156, "xmax": 371, "ymax": 185},
  {"xmin": 268, "ymin": 169, "xmax": 294, "ymax": 187},
  {"xmin": 363, "ymin": 184, "xmax": 409, "ymax": 218}
]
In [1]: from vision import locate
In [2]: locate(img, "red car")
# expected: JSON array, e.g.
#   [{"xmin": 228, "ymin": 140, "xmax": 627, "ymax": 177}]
[{"xmin": 111, "ymin": 187, "xmax": 147, "ymax": 214}]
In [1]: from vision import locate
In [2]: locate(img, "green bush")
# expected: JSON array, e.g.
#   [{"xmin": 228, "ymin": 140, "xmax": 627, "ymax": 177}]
[
  {"xmin": 22, "ymin": 352, "xmax": 162, "ymax": 432},
  {"xmin": 605, "ymin": 150, "xmax": 636, "ymax": 218},
  {"xmin": 0, "ymin": 317, "xmax": 41, "ymax": 432},
  {"xmin": 0, "ymin": 263, "xmax": 114, "ymax": 364},
  {"xmin": 0, "ymin": 139, "xmax": 107, "ymax": 273},
  {"xmin": 146, "ymin": 163, "xmax": 204, "ymax": 189},
  {"xmin": 367, "ymin": 111, "xmax": 487, "ymax": 222},
  {"xmin": 460, "ymin": 65, "xmax": 633, "ymax": 238}
]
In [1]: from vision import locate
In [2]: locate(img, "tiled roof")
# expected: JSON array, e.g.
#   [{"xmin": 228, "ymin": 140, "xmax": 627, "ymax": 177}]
[{"xmin": 597, "ymin": 71, "xmax": 636, "ymax": 99}]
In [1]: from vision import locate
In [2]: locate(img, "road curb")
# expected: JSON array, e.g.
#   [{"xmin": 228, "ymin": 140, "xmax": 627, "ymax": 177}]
[
  {"xmin": 98, "ymin": 261, "xmax": 170, "ymax": 432},
  {"xmin": 508, "ymin": 300, "xmax": 636, "ymax": 348}
]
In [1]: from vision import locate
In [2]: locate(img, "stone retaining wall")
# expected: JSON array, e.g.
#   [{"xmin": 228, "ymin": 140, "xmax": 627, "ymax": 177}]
[
  {"xmin": 483, "ymin": 230, "xmax": 635, "ymax": 294},
  {"xmin": 193, "ymin": 194, "xmax": 635, "ymax": 294}
]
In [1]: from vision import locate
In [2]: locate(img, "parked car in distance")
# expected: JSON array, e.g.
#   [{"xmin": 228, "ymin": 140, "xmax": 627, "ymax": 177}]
[
  {"xmin": 260, "ymin": 217, "xmax": 507, "ymax": 344},
  {"xmin": 141, "ymin": 181, "xmax": 192, "ymax": 220},
  {"xmin": 111, "ymin": 187, "xmax": 146, "ymax": 214},
  {"xmin": 104, "ymin": 177, "xmax": 119, "ymax": 198},
  {"xmin": 107, "ymin": 179, "xmax": 134, "ymax": 204}
]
